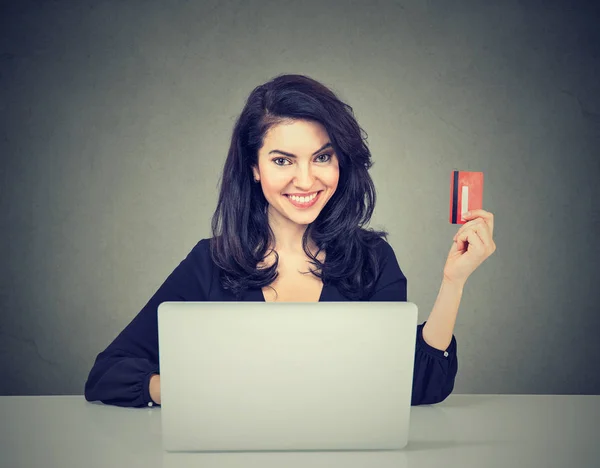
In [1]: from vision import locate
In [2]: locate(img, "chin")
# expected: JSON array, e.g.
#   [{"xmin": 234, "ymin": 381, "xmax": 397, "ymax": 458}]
[{"xmin": 285, "ymin": 210, "xmax": 320, "ymax": 226}]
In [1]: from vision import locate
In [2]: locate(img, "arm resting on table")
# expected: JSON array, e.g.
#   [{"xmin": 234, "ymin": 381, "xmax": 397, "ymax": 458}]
[{"xmin": 84, "ymin": 239, "xmax": 211, "ymax": 407}]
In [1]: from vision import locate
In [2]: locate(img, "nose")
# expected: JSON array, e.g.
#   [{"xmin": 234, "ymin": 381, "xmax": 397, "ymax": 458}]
[{"xmin": 293, "ymin": 162, "xmax": 315, "ymax": 191}]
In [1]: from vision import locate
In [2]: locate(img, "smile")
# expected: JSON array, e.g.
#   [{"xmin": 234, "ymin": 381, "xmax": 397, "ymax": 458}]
[{"xmin": 284, "ymin": 191, "xmax": 322, "ymax": 209}]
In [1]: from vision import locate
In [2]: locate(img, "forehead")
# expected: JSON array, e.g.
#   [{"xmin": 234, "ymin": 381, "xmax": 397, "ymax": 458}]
[{"xmin": 261, "ymin": 120, "xmax": 331, "ymax": 154}]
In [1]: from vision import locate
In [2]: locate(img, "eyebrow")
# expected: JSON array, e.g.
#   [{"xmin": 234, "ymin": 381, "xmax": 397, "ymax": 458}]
[{"xmin": 268, "ymin": 142, "xmax": 333, "ymax": 158}]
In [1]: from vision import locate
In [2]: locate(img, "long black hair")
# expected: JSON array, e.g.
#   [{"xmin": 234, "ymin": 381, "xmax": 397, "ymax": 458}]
[{"xmin": 210, "ymin": 74, "xmax": 388, "ymax": 299}]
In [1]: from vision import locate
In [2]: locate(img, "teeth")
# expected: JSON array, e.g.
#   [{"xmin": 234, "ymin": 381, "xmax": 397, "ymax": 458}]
[{"xmin": 288, "ymin": 192, "xmax": 318, "ymax": 203}]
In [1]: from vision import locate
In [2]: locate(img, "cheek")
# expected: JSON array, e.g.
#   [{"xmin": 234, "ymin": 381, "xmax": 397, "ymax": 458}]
[
  {"xmin": 322, "ymin": 166, "xmax": 339, "ymax": 189},
  {"xmin": 260, "ymin": 170, "xmax": 289, "ymax": 195}
]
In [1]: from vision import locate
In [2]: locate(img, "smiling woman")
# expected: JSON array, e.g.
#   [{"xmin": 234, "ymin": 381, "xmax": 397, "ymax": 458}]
[
  {"xmin": 253, "ymin": 123, "xmax": 339, "ymax": 229},
  {"xmin": 250, "ymin": 120, "xmax": 341, "ymax": 302},
  {"xmin": 211, "ymin": 75, "xmax": 386, "ymax": 301},
  {"xmin": 84, "ymin": 74, "xmax": 459, "ymax": 409}
]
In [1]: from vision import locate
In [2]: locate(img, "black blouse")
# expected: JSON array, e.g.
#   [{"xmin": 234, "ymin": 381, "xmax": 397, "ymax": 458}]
[{"xmin": 84, "ymin": 238, "xmax": 458, "ymax": 407}]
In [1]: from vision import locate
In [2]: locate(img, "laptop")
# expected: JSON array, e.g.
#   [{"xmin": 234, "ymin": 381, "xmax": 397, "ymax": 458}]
[{"xmin": 157, "ymin": 301, "xmax": 418, "ymax": 452}]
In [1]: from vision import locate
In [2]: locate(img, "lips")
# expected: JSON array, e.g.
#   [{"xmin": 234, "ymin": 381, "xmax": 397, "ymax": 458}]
[{"xmin": 284, "ymin": 191, "xmax": 322, "ymax": 209}]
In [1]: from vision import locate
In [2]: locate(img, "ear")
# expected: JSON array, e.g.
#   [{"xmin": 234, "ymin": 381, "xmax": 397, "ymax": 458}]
[{"xmin": 252, "ymin": 165, "xmax": 260, "ymax": 182}]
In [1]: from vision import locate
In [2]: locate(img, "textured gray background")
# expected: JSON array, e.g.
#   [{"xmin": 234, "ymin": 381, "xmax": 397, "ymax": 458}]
[{"xmin": 1, "ymin": 0, "xmax": 599, "ymax": 396}]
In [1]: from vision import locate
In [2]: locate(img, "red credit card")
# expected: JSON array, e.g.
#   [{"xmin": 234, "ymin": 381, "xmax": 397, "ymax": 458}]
[{"xmin": 450, "ymin": 171, "xmax": 484, "ymax": 224}]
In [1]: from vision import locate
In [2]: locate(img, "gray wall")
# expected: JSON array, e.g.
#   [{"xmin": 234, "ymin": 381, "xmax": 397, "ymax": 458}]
[{"xmin": 1, "ymin": 0, "xmax": 599, "ymax": 396}]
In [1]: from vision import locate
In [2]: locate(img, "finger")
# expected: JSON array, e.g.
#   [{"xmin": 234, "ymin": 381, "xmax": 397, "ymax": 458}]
[
  {"xmin": 459, "ymin": 214, "xmax": 493, "ymax": 239},
  {"xmin": 457, "ymin": 225, "xmax": 485, "ymax": 253},
  {"xmin": 454, "ymin": 235, "xmax": 468, "ymax": 252},
  {"xmin": 467, "ymin": 227, "xmax": 486, "ymax": 253},
  {"xmin": 457, "ymin": 220, "xmax": 491, "ymax": 247},
  {"xmin": 455, "ymin": 224, "xmax": 480, "ymax": 251},
  {"xmin": 461, "ymin": 209, "xmax": 494, "ymax": 237},
  {"xmin": 454, "ymin": 218, "xmax": 485, "ymax": 241},
  {"xmin": 473, "ymin": 222, "xmax": 494, "ymax": 249},
  {"xmin": 462, "ymin": 208, "xmax": 491, "ymax": 219}
]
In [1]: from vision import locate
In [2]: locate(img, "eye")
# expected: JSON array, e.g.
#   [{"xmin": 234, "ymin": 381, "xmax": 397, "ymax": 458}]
[
  {"xmin": 273, "ymin": 157, "xmax": 291, "ymax": 166},
  {"xmin": 315, "ymin": 153, "xmax": 332, "ymax": 163}
]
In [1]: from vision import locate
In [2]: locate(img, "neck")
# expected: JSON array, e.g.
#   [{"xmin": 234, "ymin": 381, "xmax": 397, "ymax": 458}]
[{"xmin": 267, "ymin": 206, "xmax": 312, "ymax": 254}]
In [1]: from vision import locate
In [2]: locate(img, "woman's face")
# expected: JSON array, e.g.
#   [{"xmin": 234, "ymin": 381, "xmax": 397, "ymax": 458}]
[{"xmin": 253, "ymin": 119, "xmax": 340, "ymax": 227}]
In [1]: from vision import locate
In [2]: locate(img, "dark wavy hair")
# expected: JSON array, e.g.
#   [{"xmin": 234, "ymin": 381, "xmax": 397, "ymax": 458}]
[{"xmin": 210, "ymin": 74, "xmax": 388, "ymax": 299}]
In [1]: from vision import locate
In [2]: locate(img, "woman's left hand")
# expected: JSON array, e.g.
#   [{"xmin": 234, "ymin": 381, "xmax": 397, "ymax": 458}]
[{"xmin": 443, "ymin": 209, "xmax": 496, "ymax": 286}]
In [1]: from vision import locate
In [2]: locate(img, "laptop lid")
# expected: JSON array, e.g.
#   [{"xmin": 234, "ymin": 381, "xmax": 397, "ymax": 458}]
[{"xmin": 157, "ymin": 301, "xmax": 418, "ymax": 452}]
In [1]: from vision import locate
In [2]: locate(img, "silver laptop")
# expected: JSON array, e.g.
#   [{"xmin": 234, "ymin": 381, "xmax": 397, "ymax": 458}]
[{"xmin": 157, "ymin": 301, "xmax": 418, "ymax": 452}]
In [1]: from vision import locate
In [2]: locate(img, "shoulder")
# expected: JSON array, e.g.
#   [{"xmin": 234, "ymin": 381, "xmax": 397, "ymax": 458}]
[
  {"xmin": 177, "ymin": 238, "xmax": 217, "ymax": 298},
  {"xmin": 351, "ymin": 229, "xmax": 404, "ymax": 280},
  {"xmin": 364, "ymin": 235, "xmax": 407, "ymax": 300},
  {"xmin": 195, "ymin": 237, "xmax": 212, "ymax": 253},
  {"xmin": 355, "ymin": 229, "xmax": 397, "ymax": 263},
  {"xmin": 365, "ymin": 233, "xmax": 406, "ymax": 283},
  {"xmin": 186, "ymin": 237, "xmax": 212, "ymax": 260},
  {"xmin": 372, "ymin": 235, "xmax": 396, "ymax": 260},
  {"xmin": 180, "ymin": 237, "xmax": 215, "ymax": 278}
]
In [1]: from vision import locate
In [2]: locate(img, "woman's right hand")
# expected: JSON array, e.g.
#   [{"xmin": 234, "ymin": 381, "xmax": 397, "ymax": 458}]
[{"xmin": 149, "ymin": 374, "xmax": 161, "ymax": 404}]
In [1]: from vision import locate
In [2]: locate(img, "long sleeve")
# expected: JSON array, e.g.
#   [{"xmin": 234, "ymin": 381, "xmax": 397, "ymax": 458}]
[
  {"xmin": 84, "ymin": 239, "xmax": 213, "ymax": 407},
  {"xmin": 368, "ymin": 239, "xmax": 458, "ymax": 406}
]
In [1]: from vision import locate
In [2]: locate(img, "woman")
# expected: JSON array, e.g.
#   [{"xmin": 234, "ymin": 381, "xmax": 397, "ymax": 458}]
[{"xmin": 84, "ymin": 74, "xmax": 496, "ymax": 408}]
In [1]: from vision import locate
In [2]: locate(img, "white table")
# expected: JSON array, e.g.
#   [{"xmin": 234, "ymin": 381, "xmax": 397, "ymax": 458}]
[{"xmin": 1, "ymin": 395, "xmax": 598, "ymax": 468}]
